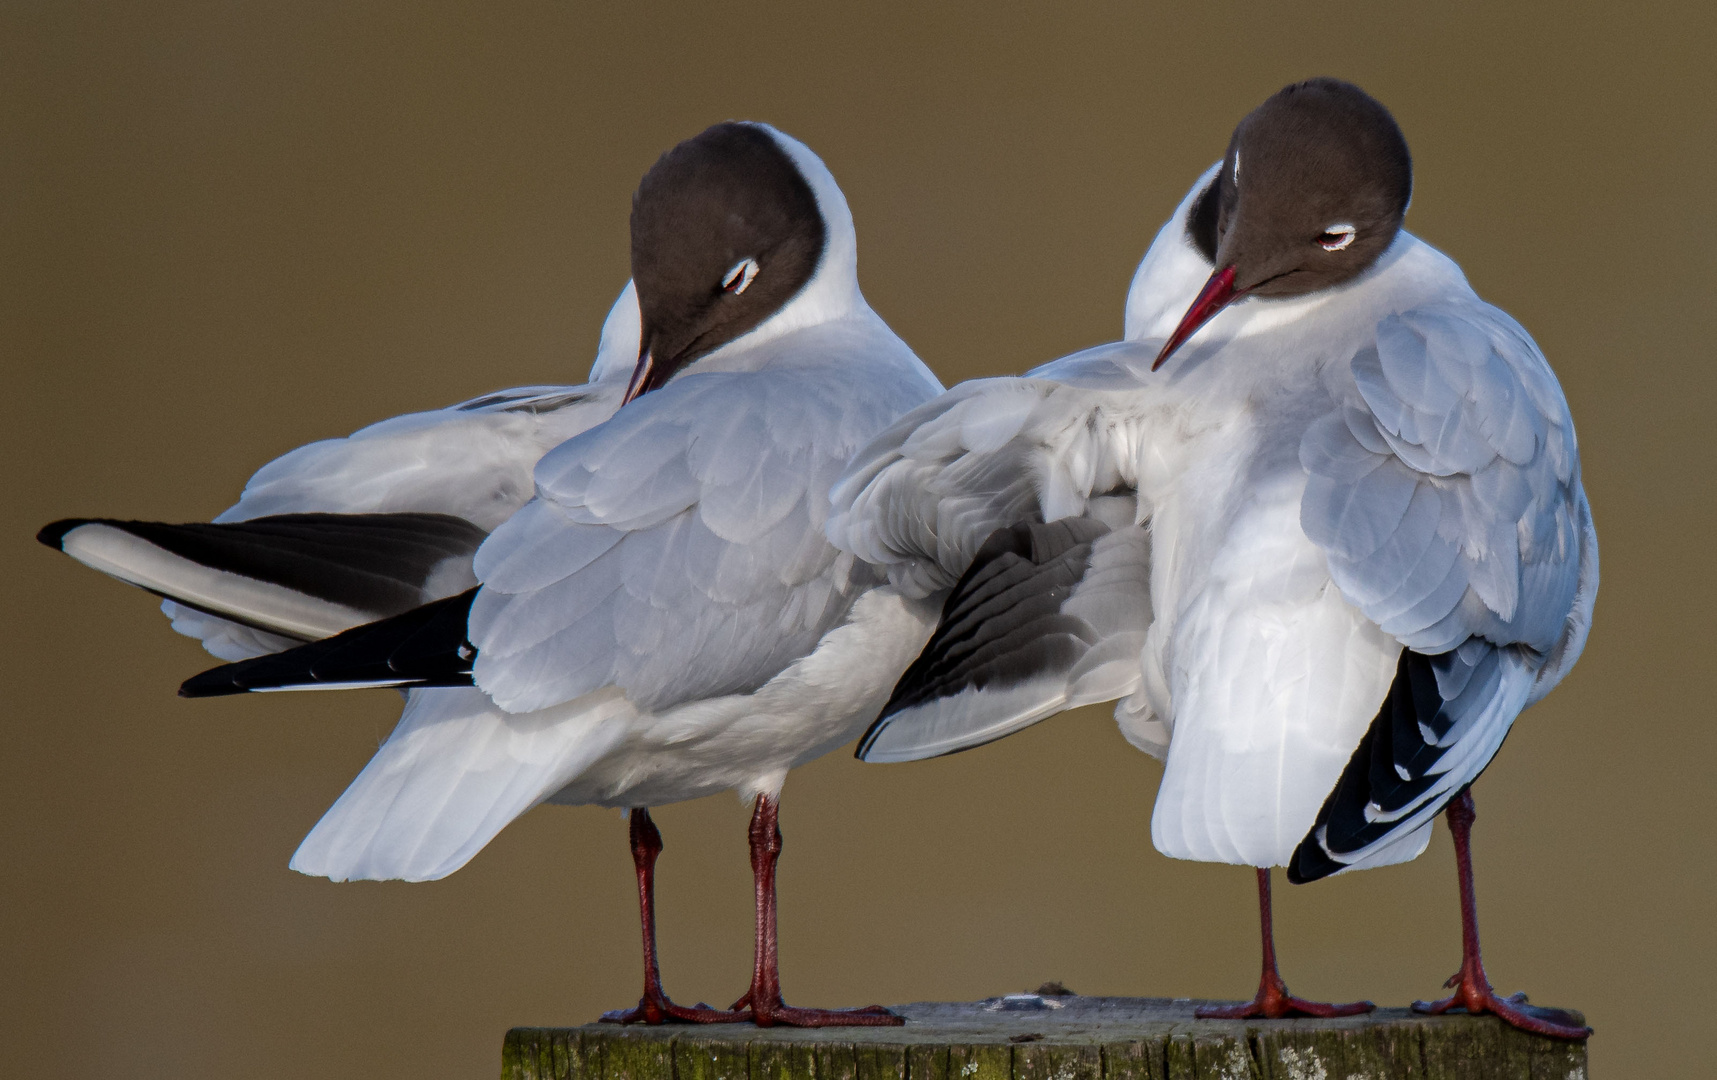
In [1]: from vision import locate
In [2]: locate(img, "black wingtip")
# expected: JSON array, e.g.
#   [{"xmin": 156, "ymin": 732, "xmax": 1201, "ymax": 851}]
[
  {"xmin": 37, "ymin": 518, "xmax": 95, "ymax": 551},
  {"xmin": 179, "ymin": 671, "xmax": 248, "ymax": 698},
  {"xmin": 176, "ymin": 587, "xmax": 481, "ymax": 698},
  {"xmin": 853, "ymin": 712, "xmax": 890, "ymax": 761},
  {"xmin": 1286, "ymin": 835, "xmax": 1341, "ymax": 884}
]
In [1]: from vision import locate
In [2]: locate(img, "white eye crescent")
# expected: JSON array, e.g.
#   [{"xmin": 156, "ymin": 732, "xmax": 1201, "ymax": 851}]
[
  {"xmin": 1317, "ymin": 224, "xmax": 1357, "ymax": 251},
  {"xmin": 722, "ymin": 258, "xmax": 760, "ymax": 295}
]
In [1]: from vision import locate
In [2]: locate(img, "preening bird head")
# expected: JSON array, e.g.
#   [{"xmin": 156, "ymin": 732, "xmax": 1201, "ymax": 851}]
[
  {"xmin": 624, "ymin": 122, "xmax": 828, "ymax": 403},
  {"xmin": 1156, "ymin": 78, "xmax": 1413, "ymax": 370}
]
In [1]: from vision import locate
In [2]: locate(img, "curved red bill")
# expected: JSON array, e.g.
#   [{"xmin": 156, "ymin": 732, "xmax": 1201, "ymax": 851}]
[
  {"xmin": 621, "ymin": 350, "xmax": 655, "ymax": 405},
  {"xmin": 1152, "ymin": 265, "xmax": 1243, "ymax": 371}
]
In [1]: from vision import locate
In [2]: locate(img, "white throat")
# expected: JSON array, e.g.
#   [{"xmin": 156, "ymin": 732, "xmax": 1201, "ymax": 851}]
[{"xmin": 1124, "ymin": 162, "xmax": 1222, "ymax": 344}]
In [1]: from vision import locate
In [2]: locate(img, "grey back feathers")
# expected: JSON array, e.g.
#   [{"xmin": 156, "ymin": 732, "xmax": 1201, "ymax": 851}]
[
  {"xmin": 629, "ymin": 122, "xmax": 827, "ymax": 395},
  {"xmin": 1287, "ymin": 296, "xmax": 1590, "ymax": 876}
]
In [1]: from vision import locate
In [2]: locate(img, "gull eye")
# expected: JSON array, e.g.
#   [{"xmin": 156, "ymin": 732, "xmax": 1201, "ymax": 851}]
[
  {"xmin": 721, "ymin": 257, "xmax": 760, "ymax": 295},
  {"xmin": 1317, "ymin": 224, "xmax": 1357, "ymax": 251}
]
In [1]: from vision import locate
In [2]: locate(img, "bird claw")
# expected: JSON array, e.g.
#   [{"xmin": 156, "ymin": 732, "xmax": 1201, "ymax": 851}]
[
  {"xmin": 747, "ymin": 1000, "xmax": 904, "ymax": 1028},
  {"xmin": 1197, "ymin": 968, "xmax": 1373, "ymax": 1021},
  {"xmin": 599, "ymin": 995, "xmax": 747, "ymax": 1025},
  {"xmin": 722, "ymin": 989, "xmax": 899, "ymax": 1027},
  {"xmin": 1198, "ymin": 994, "xmax": 1373, "ymax": 1020},
  {"xmin": 1413, "ymin": 982, "xmax": 1588, "ymax": 1040}
]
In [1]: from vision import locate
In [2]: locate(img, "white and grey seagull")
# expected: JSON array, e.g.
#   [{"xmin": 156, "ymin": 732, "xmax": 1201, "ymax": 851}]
[
  {"xmin": 830, "ymin": 79, "xmax": 1596, "ymax": 1039},
  {"xmin": 41, "ymin": 121, "xmax": 943, "ymax": 1028}
]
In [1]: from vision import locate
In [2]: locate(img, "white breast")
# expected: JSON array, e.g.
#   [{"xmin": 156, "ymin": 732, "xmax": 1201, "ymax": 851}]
[
  {"xmin": 1148, "ymin": 458, "xmax": 1401, "ymax": 866},
  {"xmin": 1136, "ymin": 235, "xmax": 1476, "ymax": 868}
]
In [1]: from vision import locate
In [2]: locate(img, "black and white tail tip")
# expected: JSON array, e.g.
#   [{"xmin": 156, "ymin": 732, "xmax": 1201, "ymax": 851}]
[
  {"xmin": 37, "ymin": 513, "xmax": 486, "ymax": 641},
  {"xmin": 178, "ymin": 588, "xmax": 480, "ymax": 697}
]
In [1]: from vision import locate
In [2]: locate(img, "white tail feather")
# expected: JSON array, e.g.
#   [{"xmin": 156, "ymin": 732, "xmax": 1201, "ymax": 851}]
[{"xmin": 290, "ymin": 687, "xmax": 633, "ymax": 881}]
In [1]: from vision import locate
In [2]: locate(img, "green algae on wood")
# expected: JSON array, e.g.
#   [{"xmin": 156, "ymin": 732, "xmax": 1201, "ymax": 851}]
[{"xmin": 502, "ymin": 997, "xmax": 1588, "ymax": 1080}]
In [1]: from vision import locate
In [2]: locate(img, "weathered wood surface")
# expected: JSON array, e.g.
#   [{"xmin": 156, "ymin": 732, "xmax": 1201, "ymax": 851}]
[{"xmin": 503, "ymin": 996, "xmax": 1588, "ymax": 1080}]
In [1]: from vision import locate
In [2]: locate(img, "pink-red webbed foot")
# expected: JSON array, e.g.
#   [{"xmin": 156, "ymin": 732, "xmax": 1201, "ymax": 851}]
[
  {"xmin": 1413, "ymin": 965, "xmax": 1591, "ymax": 1039},
  {"xmin": 1197, "ymin": 970, "xmax": 1373, "ymax": 1020},
  {"xmin": 600, "ymin": 995, "xmax": 747, "ymax": 1025}
]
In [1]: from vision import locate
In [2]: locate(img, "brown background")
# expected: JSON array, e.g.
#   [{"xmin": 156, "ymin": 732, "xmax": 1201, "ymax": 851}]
[{"xmin": 4, "ymin": 3, "xmax": 1712, "ymax": 1078}]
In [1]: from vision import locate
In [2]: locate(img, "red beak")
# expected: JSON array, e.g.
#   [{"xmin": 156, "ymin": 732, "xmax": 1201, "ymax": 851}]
[
  {"xmin": 621, "ymin": 349, "xmax": 655, "ymax": 405},
  {"xmin": 1152, "ymin": 265, "xmax": 1245, "ymax": 371}
]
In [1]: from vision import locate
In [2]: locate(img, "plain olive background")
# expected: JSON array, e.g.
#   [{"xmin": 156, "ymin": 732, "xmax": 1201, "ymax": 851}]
[{"xmin": 4, "ymin": 3, "xmax": 1712, "ymax": 1078}]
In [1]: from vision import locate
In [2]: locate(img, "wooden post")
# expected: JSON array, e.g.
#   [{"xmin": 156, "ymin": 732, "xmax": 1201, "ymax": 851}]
[{"xmin": 502, "ymin": 996, "xmax": 1588, "ymax": 1080}]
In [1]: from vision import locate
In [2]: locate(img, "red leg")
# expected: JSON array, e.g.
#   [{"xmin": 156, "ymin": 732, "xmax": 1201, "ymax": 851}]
[
  {"xmin": 1197, "ymin": 867, "xmax": 1374, "ymax": 1019},
  {"xmin": 600, "ymin": 809, "xmax": 745, "ymax": 1024},
  {"xmin": 726, "ymin": 794, "xmax": 902, "ymax": 1027},
  {"xmin": 1412, "ymin": 789, "xmax": 1591, "ymax": 1039}
]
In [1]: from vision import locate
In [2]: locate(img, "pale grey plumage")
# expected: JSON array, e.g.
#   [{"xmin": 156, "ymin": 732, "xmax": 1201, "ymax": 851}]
[
  {"xmin": 832, "ymin": 160, "xmax": 1597, "ymax": 874},
  {"xmin": 1302, "ymin": 300, "xmax": 1584, "ymax": 659},
  {"xmin": 468, "ymin": 321, "xmax": 934, "ymax": 716},
  {"xmin": 1289, "ymin": 293, "xmax": 1594, "ymax": 872}
]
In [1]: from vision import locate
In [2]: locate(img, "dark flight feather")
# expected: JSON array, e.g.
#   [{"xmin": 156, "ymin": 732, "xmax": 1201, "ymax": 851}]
[
  {"xmin": 858, "ymin": 518, "xmax": 1110, "ymax": 757},
  {"xmin": 38, "ymin": 512, "xmax": 486, "ymax": 617},
  {"xmin": 179, "ymin": 588, "xmax": 479, "ymax": 697},
  {"xmin": 1288, "ymin": 645, "xmax": 1507, "ymax": 883}
]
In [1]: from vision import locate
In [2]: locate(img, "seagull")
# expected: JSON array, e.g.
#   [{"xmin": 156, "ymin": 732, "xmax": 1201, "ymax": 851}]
[
  {"xmin": 830, "ymin": 79, "xmax": 1596, "ymax": 1039},
  {"xmin": 41, "ymin": 122, "xmax": 944, "ymax": 1028}
]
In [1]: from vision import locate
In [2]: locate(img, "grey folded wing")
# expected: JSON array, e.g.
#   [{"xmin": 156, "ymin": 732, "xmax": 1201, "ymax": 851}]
[
  {"xmin": 47, "ymin": 380, "xmax": 623, "ymax": 661},
  {"xmin": 470, "ymin": 342, "xmax": 940, "ymax": 716},
  {"xmin": 1291, "ymin": 297, "xmax": 1597, "ymax": 878}
]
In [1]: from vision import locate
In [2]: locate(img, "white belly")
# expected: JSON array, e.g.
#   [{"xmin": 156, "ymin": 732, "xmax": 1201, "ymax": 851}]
[
  {"xmin": 1149, "ymin": 468, "xmax": 1401, "ymax": 867},
  {"xmin": 550, "ymin": 585, "xmax": 940, "ymax": 808}
]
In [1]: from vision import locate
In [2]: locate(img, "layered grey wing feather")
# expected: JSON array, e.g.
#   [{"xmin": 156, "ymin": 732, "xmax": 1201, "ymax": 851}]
[
  {"xmin": 1301, "ymin": 299, "xmax": 1587, "ymax": 659},
  {"xmin": 830, "ymin": 348, "xmax": 1159, "ymax": 762},
  {"xmin": 858, "ymin": 519, "xmax": 1151, "ymax": 762},
  {"xmin": 140, "ymin": 384, "xmax": 623, "ymax": 661},
  {"xmin": 829, "ymin": 348, "xmax": 1154, "ymax": 599},
  {"xmin": 1292, "ymin": 297, "xmax": 1596, "ymax": 876},
  {"xmin": 134, "ymin": 279, "xmax": 641, "ymax": 660},
  {"xmin": 471, "ymin": 326, "xmax": 939, "ymax": 715},
  {"xmin": 222, "ymin": 384, "xmax": 622, "ymax": 531}
]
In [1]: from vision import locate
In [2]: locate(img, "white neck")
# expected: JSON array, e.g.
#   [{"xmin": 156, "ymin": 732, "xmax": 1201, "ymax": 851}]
[
  {"xmin": 1124, "ymin": 162, "xmax": 1223, "ymax": 343},
  {"xmin": 587, "ymin": 279, "xmax": 641, "ymax": 384},
  {"xmin": 725, "ymin": 124, "xmax": 869, "ymax": 350}
]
